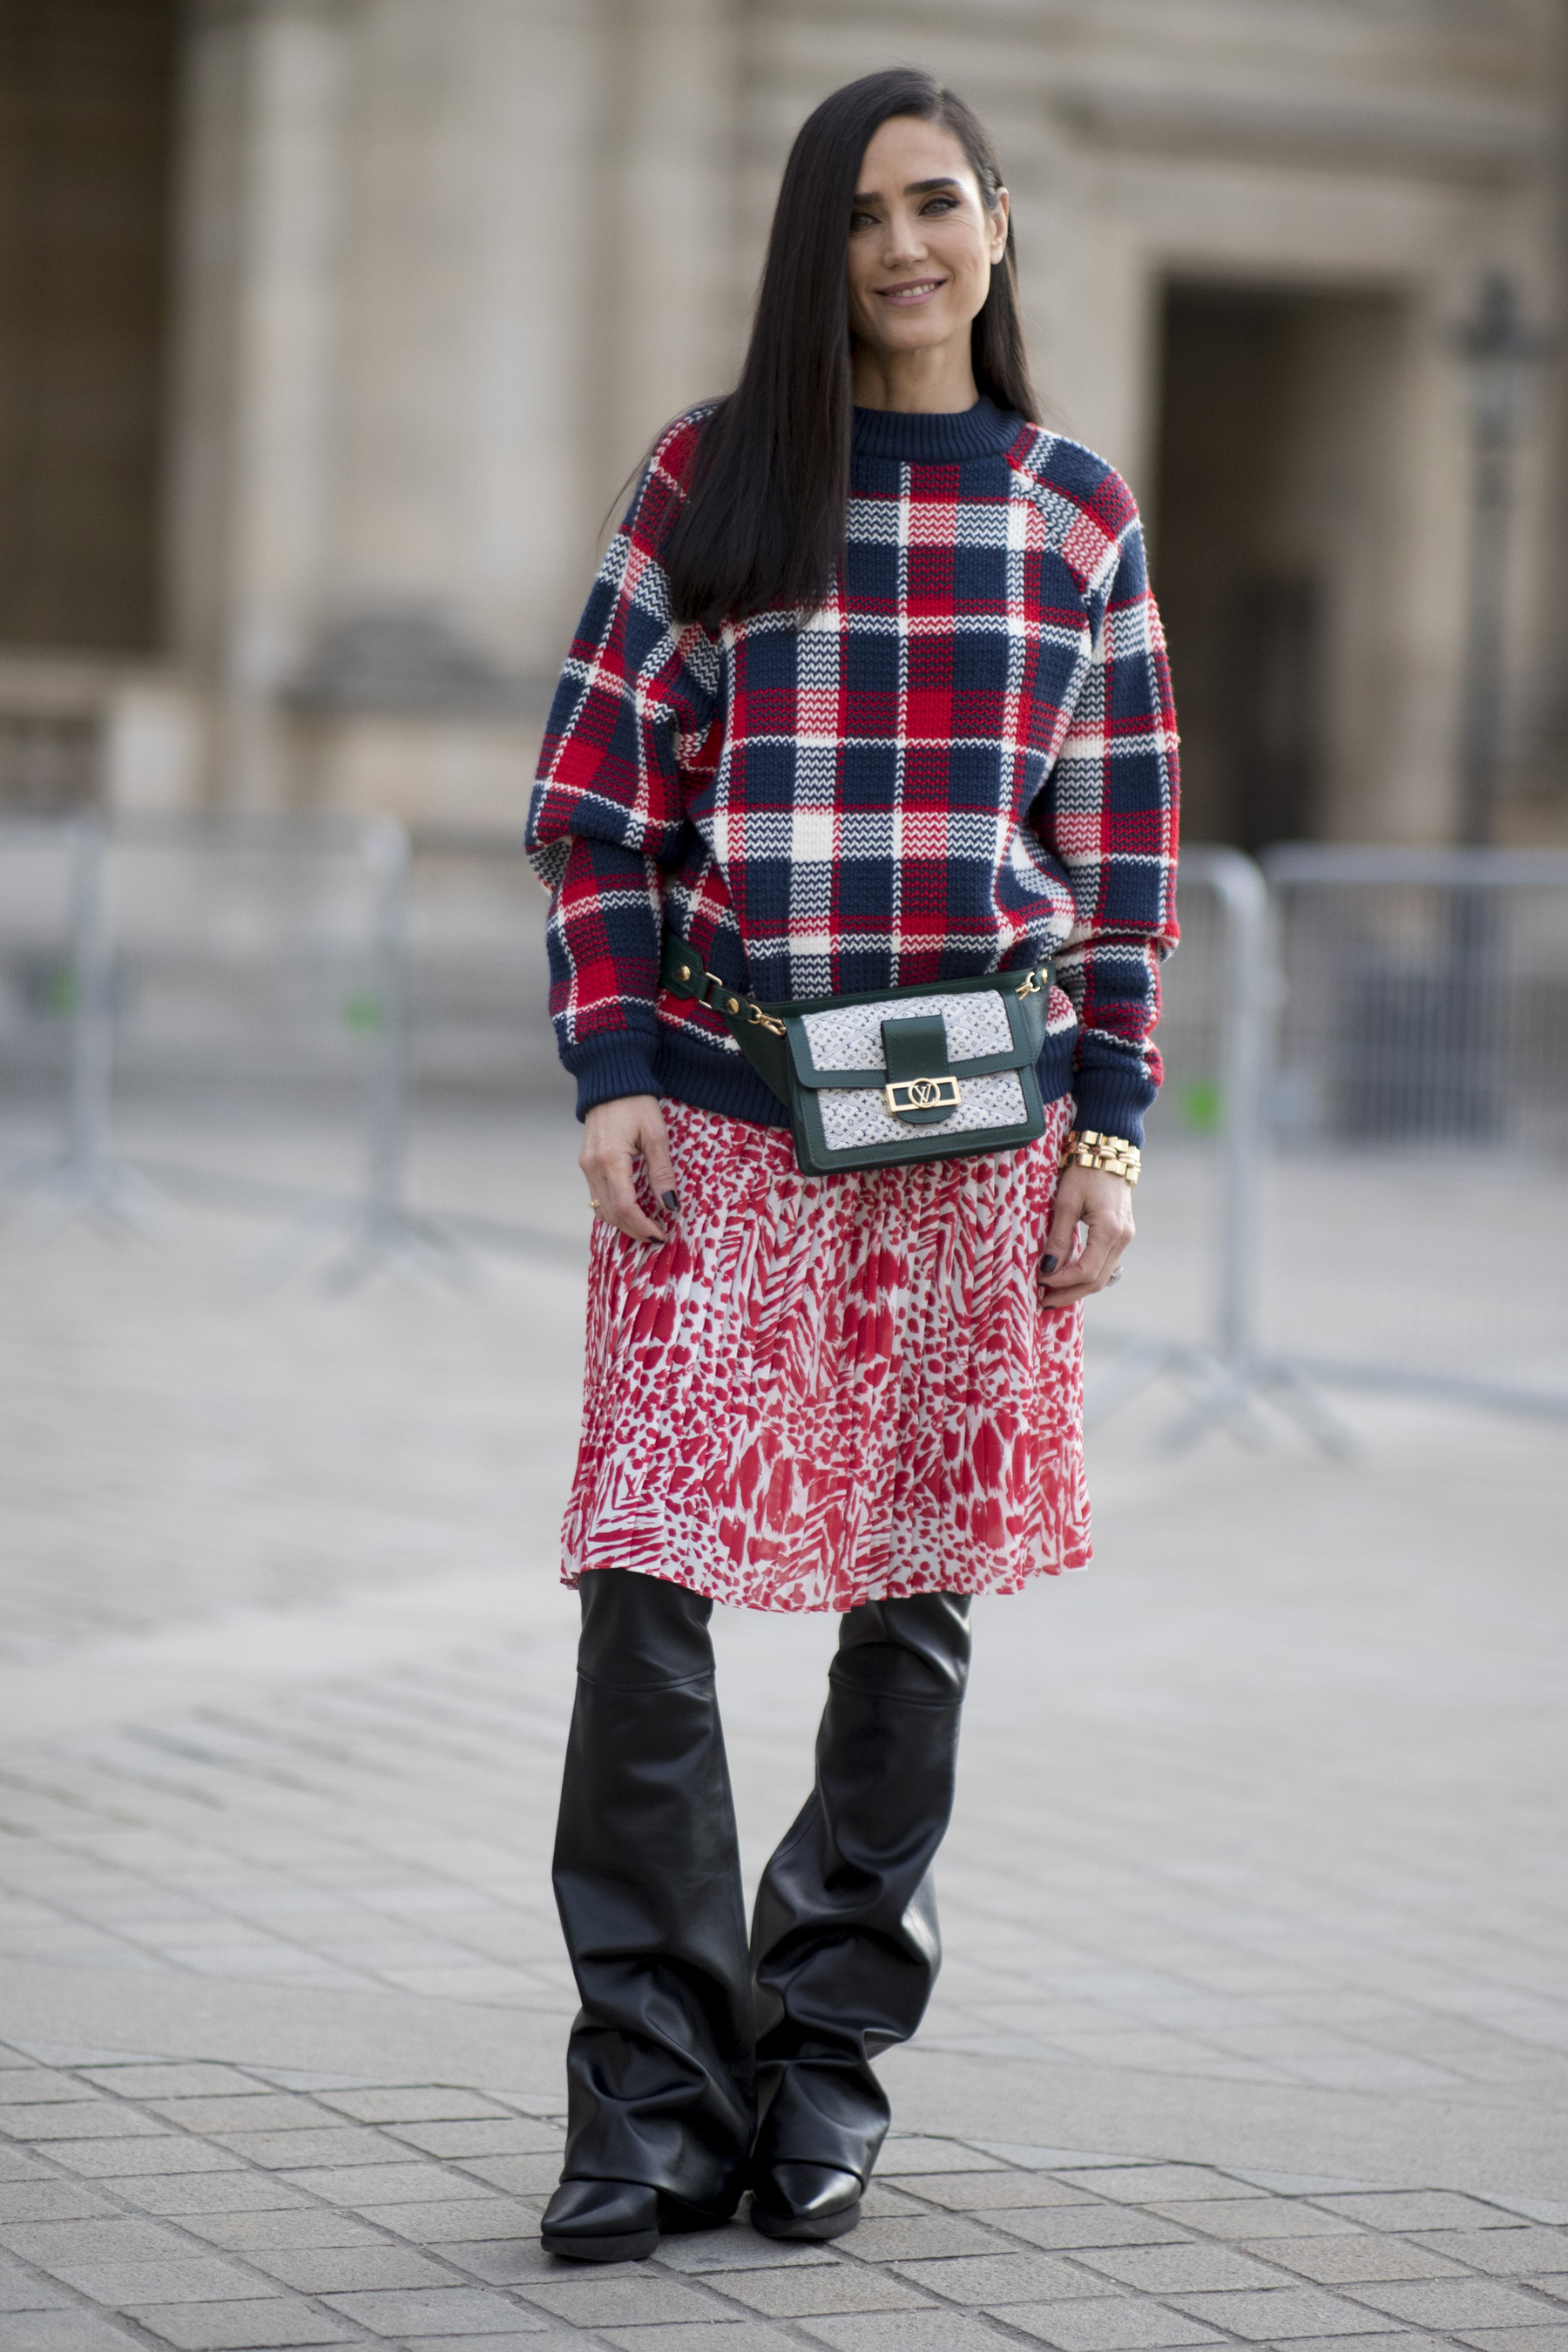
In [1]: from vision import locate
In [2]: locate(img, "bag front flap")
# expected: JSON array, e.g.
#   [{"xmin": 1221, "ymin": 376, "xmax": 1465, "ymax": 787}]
[{"xmin": 786, "ymin": 984, "xmax": 1038, "ymax": 1093}]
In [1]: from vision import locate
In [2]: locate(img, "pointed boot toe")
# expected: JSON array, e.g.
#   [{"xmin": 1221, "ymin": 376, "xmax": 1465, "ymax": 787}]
[
  {"xmin": 541, "ymin": 2176, "xmax": 659, "ymax": 2261},
  {"xmin": 749, "ymin": 2159, "xmax": 862, "ymax": 2241}
]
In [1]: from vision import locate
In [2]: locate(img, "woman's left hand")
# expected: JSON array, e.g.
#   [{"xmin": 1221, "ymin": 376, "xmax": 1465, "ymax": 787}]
[{"xmin": 1037, "ymin": 1164, "xmax": 1135, "ymax": 1308}]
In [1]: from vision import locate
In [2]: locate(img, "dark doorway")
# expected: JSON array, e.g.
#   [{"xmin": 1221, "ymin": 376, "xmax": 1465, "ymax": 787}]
[
  {"xmin": 1151, "ymin": 280, "xmax": 1405, "ymax": 850},
  {"xmin": 0, "ymin": 0, "xmax": 179, "ymax": 652}
]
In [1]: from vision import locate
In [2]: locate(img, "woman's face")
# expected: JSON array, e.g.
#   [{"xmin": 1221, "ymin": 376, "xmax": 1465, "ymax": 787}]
[{"xmin": 845, "ymin": 117, "xmax": 1009, "ymax": 361}]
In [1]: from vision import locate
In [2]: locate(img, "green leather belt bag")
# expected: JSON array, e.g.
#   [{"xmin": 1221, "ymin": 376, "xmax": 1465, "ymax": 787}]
[{"xmin": 660, "ymin": 932, "xmax": 1056, "ymax": 1178}]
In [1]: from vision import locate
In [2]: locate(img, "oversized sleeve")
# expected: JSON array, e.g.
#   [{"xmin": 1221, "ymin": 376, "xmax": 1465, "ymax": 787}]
[
  {"xmin": 1033, "ymin": 513, "xmax": 1180, "ymax": 1148},
  {"xmin": 526, "ymin": 416, "xmax": 721, "ymax": 1117}
]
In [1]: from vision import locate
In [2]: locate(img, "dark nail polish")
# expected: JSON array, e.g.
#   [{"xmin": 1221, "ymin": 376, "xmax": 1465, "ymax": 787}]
[
  {"xmin": 1041, "ymin": 1254, "xmax": 1058, "ymax": 1274},
  {"xmin": 661, "ymin": 1189, "xmax": 679, "ymax": 1213}
]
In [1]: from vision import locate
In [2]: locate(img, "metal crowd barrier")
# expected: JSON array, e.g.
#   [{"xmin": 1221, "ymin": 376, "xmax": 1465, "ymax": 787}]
[
  {"xmin": 1090, "ymin": 842, "xmax": 1568, "ymax": 1440},
  {"xmin": 0, "ymin": 810, "xmax": 460, "ymax": 1287},
  {"xmin": 1262, "ymin": 844, "xmax": 1568, "ymax": 1423}
]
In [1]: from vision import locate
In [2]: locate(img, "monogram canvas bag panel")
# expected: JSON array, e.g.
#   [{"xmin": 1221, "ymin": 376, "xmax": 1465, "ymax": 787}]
[
  {"xmin": 816, "ymin": 1067, "xmax": 1031, "ymax": 1152},
  {"xmin": 797, "ymin": 990, "xmax": 1015, "ymax": 1071},
  {"xmin": 797, "ymin": 992, "xmax": 1030, "ymax": 1154}
]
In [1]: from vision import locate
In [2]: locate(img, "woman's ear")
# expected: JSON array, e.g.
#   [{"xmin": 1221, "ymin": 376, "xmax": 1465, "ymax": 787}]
[{"xmin": 989, "ymin": 189, "xmax": 1010, "ymax": 265}]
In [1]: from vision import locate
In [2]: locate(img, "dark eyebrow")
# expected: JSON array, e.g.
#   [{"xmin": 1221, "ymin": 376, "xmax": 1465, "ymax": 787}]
[{"xmin": 850, "ymin": 175, "xmax": 965, "ymax": 205}]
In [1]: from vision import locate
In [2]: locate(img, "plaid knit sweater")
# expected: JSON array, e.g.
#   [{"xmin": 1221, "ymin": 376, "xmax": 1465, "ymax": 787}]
[{"xmin": 527, "ymin": 396, "xmax": 1179, "ymax": 1146}]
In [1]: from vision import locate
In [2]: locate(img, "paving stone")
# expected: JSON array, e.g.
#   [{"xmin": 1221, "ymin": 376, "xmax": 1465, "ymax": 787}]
[
  {"xmin": 855, "ymin": 2185, "xmax": 929, "ymax": 2217},
  {"xmin": 56, "ymin": 2139, "xmax": 246, "ymax": 2178},
  {"xmin": 1167, "ymin": 2286, "xmax": 1412, "ymax": 2337},
  {"xmin": 123, "ymin": 2299, "xmax": 354, "ymax": 2348},
  {"xmin": 0, "ymin": 2072, "xmax": 95, "ymax": 2104},
  {"xmin": 1316, "ymin": 2194, "xmax": 1531, "ymax": 2233},
  {"xmin": 983, "ymin": 2207, "xmax": 1193, "ymax": 2253},
  {"xmin": 388, "ymin": 2121, "xmax": 564, "ymax": 2159},
  {"xmin": 0, "ymin": 2253, "xmax": 71, "ymax": 2310},
  {"xmin": 650, "ymin": 2229, "xmax": 837, "ymax": 2274},
  {"xmin": 455, "ymin": 2154, "xmax": 566, "ymax": 2195},
  {"xmin": 247, "ymin": 2245, "xmax": 460, "ymax": 2292},
  {"xmin": 3, "ymin": 2315, "xmax": 147, "ymax": 2350},
  {"xmin": 1259, "ymin": 2236, "xmax": 1470, "ymax": 2284},
  {"xmin": 891, "ymin": 2249, "xmax": 1096, "ymax": 2304},
  {"xmin": 398, "ymin": 2339, "xmax": 564, "ymax": 2352},
  {"xmin": 0, "ymin": 2215, "xmax": 196, "ymax": 2266},
  {"xmin": 0, "ymin": 2181, "xmax": 122, "ymax": 2221},
  {"xmin": 277, "ymin": 2163, "xmax": 489, "ymax": 2205},
  {"xmin": 179, "ymin": 2211, "xmax": 389, "ymax": 2254},
  {"xmin": 1158, "ymin": 2198, "xmax": 1366, "ymax": 2240},
  {"xmin": 52, "ymin": 2255, "xmax": 272, "ymax": 2303},
  {"xmin": 1077, "ymin": 2243, "xmax": 1296, "ymax": 2292},
  {"xmin": 110, "ymin": 2175, "xmax": 316, "ymax": 2217},
  {"xmin": 1348, "ymin": 2280, "xmax": 1568, "ymax": 2327},
  {"xmin": 841, "ymin": 2214, "xmax": 1013, "ymax": 2261},
  {"xmin": 313, "ymin": 2088, "xmax": 515, "ymax": 2126},
  {"xmin": 995, "ymin": 2301, "xmax": 1224, "ymax": 2350},
  {"xmin": 425, "ymin": 2236, "xmax": 595, "ymax": 2285},
  {"xmin": 146, "ymin": 2099, "xmax": 328, "ymax": 2134},
  {"xmin": 1408, "ymin": 2229, "xmax": 1568, "ymax": 2273},
  {"xmin": 875, "ymin": 2139, "xmax": 1009, "ymax": 2175},
  {"xmin": 715, "ymin": 2261, "xmax": 937, "ymax": 2315},
  {"xmin": 896, "ymin": 2173, "xmax": 1094, "ymax": 2212},
  {"xmin": 517, "ymin": 2273, "xmax": 749, "ymax": 2325},
  {"xmin": 1531, "ymin": 2276, "xmax": 1568, "ymax": 2302},
  {"xmin": 0, "ymin": 2152, "xmax": 52, "ymax": 2181},
  {"xmin": 0, "ymin": 2101, "xmax": 171, "ymax": 2141},
  {"xmin": 600, "ymin": 2327, "xmax": 802, "ymax": 2352},
  {"xmin": 78, "ymin": 2068, "xmax": 269, "ymax": 2100},
  {"xmin": 1058, "ymin": 2167, "xmax": 1265, "ymax": 2205},
  {"xmin": 1454, "ymin": 2330, "xmax": 1568, "ymax": 2352},
  {"xmin": 351, "ymin": 2196, "xmax": 540, "ymax": 2242},
  {"xmin": 210, "ymin": 2130, "xmax": 412, "ymax": 2171},
  {"xmin": 797, "ymin": 2314, "xmax": 1031, "ymax": 2349},
  {"xmin": 320, "ymin": 2282, "xmax": 540, "ymax": 2333},
  {"xmin": 1267, "ymin": 2338, "xmax": 1446, "ymax": 2351}
]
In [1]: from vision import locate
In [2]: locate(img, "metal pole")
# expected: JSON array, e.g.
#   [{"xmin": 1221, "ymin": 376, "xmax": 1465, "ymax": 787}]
[
  {"xmin": 1451, "ymin": 273, "xmax": 1555, "ymax": 848},
  {"xmin": 1202, "ymin": 848, "xmax": 1270, "ymax": 1369},
  {"xmin": 1456, "ymin": 430, "xmax": 1512, "ymax": 849},
  {"xmin": 362, "ymin": 816, "xmax": 412, "ymax": 1233},
  {"xmin": 65, "ymin": 812, "xmax": 113, "ymax": 1171}
]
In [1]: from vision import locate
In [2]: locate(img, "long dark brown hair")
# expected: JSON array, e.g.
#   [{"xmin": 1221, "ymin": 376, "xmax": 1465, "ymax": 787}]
[{"xmin": 663, "ymin": 68, "xmax": 1038, "ymax": 628}]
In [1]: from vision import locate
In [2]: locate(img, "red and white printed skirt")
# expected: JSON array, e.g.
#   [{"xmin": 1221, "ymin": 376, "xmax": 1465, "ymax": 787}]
[{"xmin": 561, "ymin": 1095, "xmax": 1090, "ymax": 1612}]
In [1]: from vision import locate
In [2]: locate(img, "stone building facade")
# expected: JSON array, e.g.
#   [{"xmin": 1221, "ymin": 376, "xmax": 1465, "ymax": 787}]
[{"xmin": 1, "ymin": 0, "xmax": 1565, "ymax": 846}]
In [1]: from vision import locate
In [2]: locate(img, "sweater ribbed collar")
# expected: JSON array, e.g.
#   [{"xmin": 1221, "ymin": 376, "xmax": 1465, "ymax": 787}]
[{"xmin": 850, "ymin": 394, "xmax": 1021, "ymax": 463}]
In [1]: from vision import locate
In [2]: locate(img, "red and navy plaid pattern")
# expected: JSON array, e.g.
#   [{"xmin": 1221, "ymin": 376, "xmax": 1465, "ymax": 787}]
[{"xmin": 528, "ymin": 396, "xmax": 1179, "ymax": 1145}]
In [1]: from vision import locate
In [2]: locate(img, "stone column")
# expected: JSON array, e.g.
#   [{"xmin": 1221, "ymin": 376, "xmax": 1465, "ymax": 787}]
[{"xmin": 164, "ymin": 0, "xmax": 351, "ymax": 805}]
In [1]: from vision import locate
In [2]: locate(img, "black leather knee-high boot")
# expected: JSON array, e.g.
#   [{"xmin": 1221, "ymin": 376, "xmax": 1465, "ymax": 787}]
[
  {"xmin": 747, "ymin": 1591, "xmax": 972, "ymax": 2238},
  {"xmin": 544, "ymin": 1570, "xmax": 755, "ymax": 2259}
]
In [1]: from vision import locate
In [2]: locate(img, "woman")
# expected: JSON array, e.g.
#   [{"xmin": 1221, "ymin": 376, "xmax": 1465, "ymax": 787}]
[{"xmin": 526, "ymin": 67, "xmax": 1179, "ymax": 2263}]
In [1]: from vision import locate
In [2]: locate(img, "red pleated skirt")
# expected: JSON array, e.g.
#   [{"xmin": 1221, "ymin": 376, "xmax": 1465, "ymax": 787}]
[{"xmin": 560, "ymin": 1094, "xmax": 1089, "ymax": 1612}]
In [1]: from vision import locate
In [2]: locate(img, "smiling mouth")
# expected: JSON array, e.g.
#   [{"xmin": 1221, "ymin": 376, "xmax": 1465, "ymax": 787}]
[{"xmin": 875, "ymin": 279, "xmax": 945, "ymax": 304}]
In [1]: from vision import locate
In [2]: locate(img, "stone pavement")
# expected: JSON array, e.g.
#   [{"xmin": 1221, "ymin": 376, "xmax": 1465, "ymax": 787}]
[{"xmin": 1, "ymin": 1111, "xmax": 1566, "ymax": 2350}]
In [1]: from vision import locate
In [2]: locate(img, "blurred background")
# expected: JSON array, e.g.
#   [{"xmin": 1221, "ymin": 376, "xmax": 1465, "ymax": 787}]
[
  {"xmin": 1, "ymin": 0, "xmax": 1565, "ymax": 841},
  {"xmin": 3, "ymin": 0, "xmax": 1567, "ymax": 1420}
]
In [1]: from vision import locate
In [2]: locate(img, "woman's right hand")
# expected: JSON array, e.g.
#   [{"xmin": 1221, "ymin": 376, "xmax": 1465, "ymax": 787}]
[{"xmin": 579, "ymin": 1095, "xmax": 679, "ymax": 1244}]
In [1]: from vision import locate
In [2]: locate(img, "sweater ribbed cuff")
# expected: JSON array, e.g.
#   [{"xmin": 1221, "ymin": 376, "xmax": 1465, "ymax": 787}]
[
  {"xmin": 563, "ymin": 1035, "xmax": 661, "ymax": 1121},
  {"xmin": 1069, "ymin": 1059, "xmax": 1157, "ymax": 1152}
]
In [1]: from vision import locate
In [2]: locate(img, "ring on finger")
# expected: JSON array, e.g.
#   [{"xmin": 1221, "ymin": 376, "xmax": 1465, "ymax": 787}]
[{"xmin": 1107, "ymin": 1265, "xmax": 1124, "ymax": 1285}]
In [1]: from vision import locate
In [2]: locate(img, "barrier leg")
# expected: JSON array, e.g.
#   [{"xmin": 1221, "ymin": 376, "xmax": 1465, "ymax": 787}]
[{"xmin": 3, "ymin": 814, "xmax": 165, "ymax": 1236}]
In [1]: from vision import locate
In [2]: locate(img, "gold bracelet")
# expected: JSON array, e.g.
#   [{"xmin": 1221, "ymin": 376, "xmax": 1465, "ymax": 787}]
[{"xmin": 1059, "ymin": 1128, "xmax": 1141, "ymax": 1186}]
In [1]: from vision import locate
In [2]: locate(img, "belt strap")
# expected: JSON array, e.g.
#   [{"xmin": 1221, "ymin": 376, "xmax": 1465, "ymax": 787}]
[{"xmin": 659, "ymin": 932, "xmax": 793, "ymax": 1104}]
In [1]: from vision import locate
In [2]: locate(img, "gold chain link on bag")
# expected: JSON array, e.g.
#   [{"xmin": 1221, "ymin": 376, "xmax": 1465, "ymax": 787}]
[
  {"xmin": 1059, "ymin": 1128, "xmax": 1142, "ymax": 1186},
  {"xmin": 670, "ymin": 956, "xmax": 787, "ymax": 1035}
]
